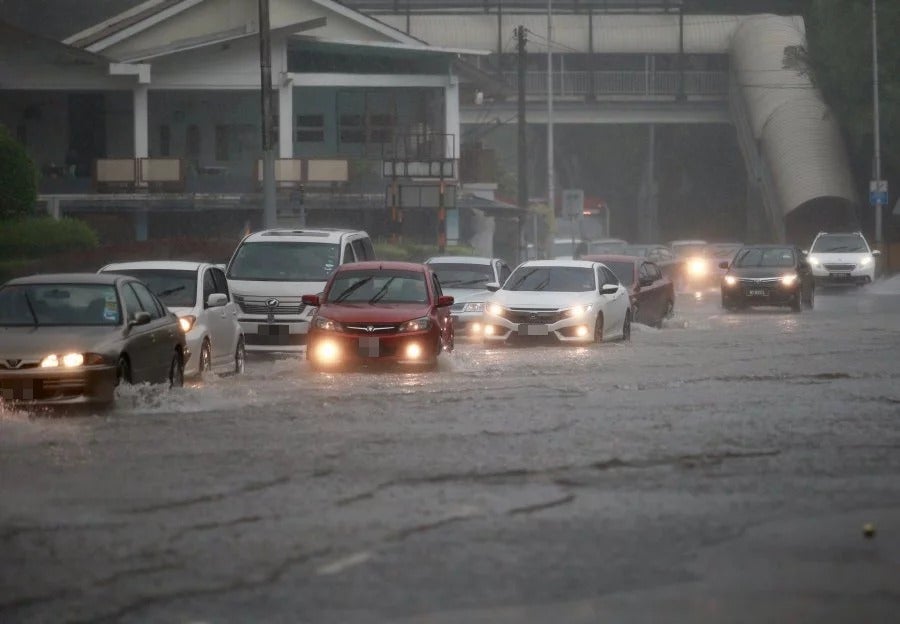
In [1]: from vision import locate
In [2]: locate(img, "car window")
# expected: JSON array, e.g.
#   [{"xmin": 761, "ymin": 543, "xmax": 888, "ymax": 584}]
[
  {"xmin": 602, "ymin": 266, "xmax": 620, "ymax": 286},
  {"xmin": 499, "ymin": 263, "xmax": 512, "ymax": 284},
  {"xmin": 361, "ymin": 238, "xmax": 376, "ymax": 260},
  {"xmin": 343, "ymin": 243, "xmax": 355, "ymax": 264},
  {"xmin": 130, "ymin": 282, "xmax": 164, "ymax": 319},
  {"xmin": 734, "ymin": 247, "xmax": 796, "ymax": 268},
  {"xmin": 211, "ymin": 268, "xmax": 230, "ymax": 298},
  {"xmin": 227, "ymin": 241, "xmax": 340, "ymax": 281},
  {"xmin": 0, "ymin": 283, "xmax": 122, "ymax": 327},
  {"xmin": 351, "ymin": 239, "xmax": 367, "ymax": 262},
  {"xmin": 811, "ymin": 234, "xmax": 869, "ymax": 253},
  {"xmin": 202, "ymin": 269, "xmax": 216, "ymax": 305},
  {"xmin": 428, "ymin": 263, "xmax": 494, "ymax": 289},
  {"xmin": 601, "ymin": 261, "xmax": 635, "ymax": 286},
  {"xmin": 121, "ymin": 284, "xmax": 144, "ymax": 319},
  {"xmin": 505, "ymin": 266, "xmax": 596, "ymax": 292}
]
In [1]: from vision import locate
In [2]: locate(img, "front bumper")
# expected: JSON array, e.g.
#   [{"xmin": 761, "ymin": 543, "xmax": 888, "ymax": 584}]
[
  {"xmin": 0, "ymin": 365, "xmax": 117, "ymax": 405},
  {"xmin": 450, "ymin": 311, "xmax": 486, "ymax": 338},
  {"xmin": 238, "ymin": 316, "xmax": 309, "ymax": 352},
  {"xmin": 810, "ymin": 265, "xmax": 873, "ymax": 285},
  {"xmin": 722, "ymin": 282, "xmax": 799, "ymax": 306},
  {"xmin": 481, "ymin": 313, "xmax": 594, "ymax": 343},
  {"xmin": 306, "ymin": 329, "xmax": 439, "ymax": 369}
]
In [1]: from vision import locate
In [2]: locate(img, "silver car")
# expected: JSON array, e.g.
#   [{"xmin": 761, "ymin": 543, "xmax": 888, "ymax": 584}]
[
  {"xmin": 0, "ymin": 273, "xmax": 188, "ymax": 406},
  {"xmin": 425, "ymin": 256, "xmax": 512, "ymax": 337}
]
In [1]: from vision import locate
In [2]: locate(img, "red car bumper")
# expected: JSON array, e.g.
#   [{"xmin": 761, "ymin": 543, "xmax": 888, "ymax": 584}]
[{"xmin": 306, "ymin": 328, "xmax": 441, "ymax": 369}]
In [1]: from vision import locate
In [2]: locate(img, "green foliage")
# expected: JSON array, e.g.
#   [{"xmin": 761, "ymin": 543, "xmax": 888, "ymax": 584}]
[
  {"xmin": 373, "ymin": 240, "xmax": 476, "ymax": 263},
  {"xmin": 0, "ymin": 217, "xmax": 99, "ymax": 260},
  {"xmin": 0, "ymin": 125, "xmax": 39, "ymax": 220}
]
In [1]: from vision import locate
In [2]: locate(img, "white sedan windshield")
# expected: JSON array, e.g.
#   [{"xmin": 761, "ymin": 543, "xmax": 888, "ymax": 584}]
[{"xmin": 505, "ymin": 267, "xmax": 596, "ymax": 292}]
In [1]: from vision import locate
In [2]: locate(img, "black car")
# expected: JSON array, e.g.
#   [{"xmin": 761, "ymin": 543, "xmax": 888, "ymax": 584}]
[{"xmin": 720, "ymin": 245, "xmax": 815, "ymax": 312}]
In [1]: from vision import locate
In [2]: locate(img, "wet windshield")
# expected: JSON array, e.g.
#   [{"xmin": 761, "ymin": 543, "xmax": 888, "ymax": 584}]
[
  {"xmin": 428, "ymin": 263, "xmax": 493, "ymax": 289},
  {"xmin": 227, "ymin": 242, "xmax": 340, "ymax": 281},
  {"xmin": 326, "ymin": 270, "xmax": 428, "ymax": 304},
  {"xmin": 505, "ymin": 266, "xmax": 596, "ymax": 292},
  {"xmin": 811, "ymin": 234, "xmax": 868, "ymax": 253},
  {"xmin": 106, "ymin": 269, "xmax": 196, "ymax": 307},
  {"xmin": 671, "ymin": 244, "xmax": 706, "ymax": 258},
  {"xmin": 706, "ymin": 244, "xmax": 743, "ymax": 258},
  {"xmin": 0, "ymin": 283, "xmax": 121, "ymax": 326},
  {"xmin": 602, "ymin": 261, "xmax": 636, "ymax": 286},
  {"xmin": 734, "ymin": 248, "xmax": 796, "ymax": 268}
]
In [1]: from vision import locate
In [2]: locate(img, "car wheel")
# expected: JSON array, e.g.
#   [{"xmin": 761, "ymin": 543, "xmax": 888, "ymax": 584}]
[
  {"xmin": 115, "ymin": 356, "xmax": 131, "ymax": 386},
  {"xmin": 169, "ymin": 351, "xmax": 184, "ymax": 388},
  {"xmin": 593, "ymin": 314, "xmax": 604, "ymax": 343},
  {"xmin": 199, "ymin": 339, "xmax": 212, "ymax": 374},
  {"xmin": 622, "ymin": 310, "xmax": 632, "ymax": 342},
  {"xmin": 233, "ymin": 337, "xmax": 246, "ymax": 374}
]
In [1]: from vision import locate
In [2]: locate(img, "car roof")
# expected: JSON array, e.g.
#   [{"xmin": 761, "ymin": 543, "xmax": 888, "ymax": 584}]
[
  {"xmin": 241, "ymin": 228, "xmax": 365, "ymax": 244},
  {"xmin": 736, "ymin": 244, "xmax": 797, "ymax": 249},
  {"xmin": 582, "ymin": 254, "xmax": 640, "ymax": 264},
  {"xmin": 670, "ymin": 239, "xmax": 708, "ymax": 245},
  {"xmin": 590, "ymin": 238, "xmax": 628, "ymax": 244},
  {"xmin": 336, "ymin": 261, "xmax": 427, "ymax": 273},
  {"xmin": 425, "ymin": 256, "xmax": 496, "ymax": 265},
  {"xmin": 5, "ymin": 272, "xmax": 126, "ymax": 286},
  {"xmin": 100, "ymin": 260, "xmax": 206, "ymax": 272},
  {"xmin": 519, "ymin": 259, "xmax": 599, "ymax": 269}
]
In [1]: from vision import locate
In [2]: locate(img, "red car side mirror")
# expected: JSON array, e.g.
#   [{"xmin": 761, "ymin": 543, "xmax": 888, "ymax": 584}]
[
  {"xmin": 436, "ymin": 295, "xmax": 454, "ymax": 307},
  {"xmin": 302, "ymin": 294, "xmax": 320, "ymax": 307}
]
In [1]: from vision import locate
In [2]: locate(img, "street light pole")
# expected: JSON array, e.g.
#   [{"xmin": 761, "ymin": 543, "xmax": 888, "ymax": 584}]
[
  {"xmin": 547, "ymin": 0, "xmax": 555, "ymax": 250},
  {"xmin": 871, "ymin": 0, "xmax": 883, "ymax": 245},
  {"xmin": 258, "ymin": 0, "xmax": 277, "ymax": 229}
]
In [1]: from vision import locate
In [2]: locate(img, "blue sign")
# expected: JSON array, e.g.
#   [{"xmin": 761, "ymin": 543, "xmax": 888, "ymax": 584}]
[{"xmin": 870, "ymin": 191, "xmax": 888, "ymax": 206}]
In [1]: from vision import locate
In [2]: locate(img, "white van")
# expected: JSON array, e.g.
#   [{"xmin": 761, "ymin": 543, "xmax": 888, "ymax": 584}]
[{"xmin": 225, "ymin": 229, "xmax": 375, "ymax": 353}]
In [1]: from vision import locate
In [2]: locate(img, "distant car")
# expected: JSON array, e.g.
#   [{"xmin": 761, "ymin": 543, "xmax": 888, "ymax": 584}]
[
  {"xmin": 552, "ymin": 237, "xmax": 585, "ymax": 259},
  {"xmin": 584, "ymin": 255, "xmax": 674, "ymax": 327},
  {"xmin": 806, "ymin": 231, "xmax": 880, "ymax": 286},
  {"xmin": 720, "ymin": 245, "xmax": 815, "ymax": 312},
  {"xmin": 302, "ymin": 262, "xmax": 454, "ymax": 370},
  {"xmin": 704, "ymin": 243, "xmax": 744, "ymax": 282},
  {"xmin": 587, "ymin": 238, "xmax": 629, "ymax": 255},
  {"xmin": 100, "ymin": 261, "xmax": 244, "ymax": 376},
  {"xmin": 0, "ymin": 273, "xmax": 187, "ymax": 406},
  {"xmin": 482, "ymin": 260, "xmax": 631, "ymax": 344},
  {"xmin": 425, "ymin": 256, "xmax": 512, "ymax": 337},
  {"xmin": 669, "ymin": 239, "xmax": 710, "ymax": 290}
]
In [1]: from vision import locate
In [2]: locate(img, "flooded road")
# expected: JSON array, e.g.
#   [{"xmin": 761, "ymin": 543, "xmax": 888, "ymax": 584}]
[{"xmin": 2, "ymin": 287, "xmax": 900, "ymax": 622}]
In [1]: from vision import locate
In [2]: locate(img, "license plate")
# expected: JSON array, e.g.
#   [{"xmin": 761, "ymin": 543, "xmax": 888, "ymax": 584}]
[
  {"xmin": 519, "ymin": 324, "xmax": 549, "ymax": 336},
  {"xmin": 258, "ymin": 324, "xmax": 288, "ymax": 336},
  {"xmin": 748, "ymin": 289, "xmax": 767, "ymax": 296},
  {"xmin": 1, "ymin": 380, "xmax": 34, "ymax": 400},
  {"xmin": 830, "ymin": 272, "xmax": 851, "ymax": 278},
  {"xmin": 358, "ymin": 336, "xmax": 380, "ymax": 357}
]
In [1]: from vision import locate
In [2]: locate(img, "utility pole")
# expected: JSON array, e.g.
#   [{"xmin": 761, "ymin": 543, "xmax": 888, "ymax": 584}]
[
  {"xmin": 547, "ymin": 0, "xmax": 555, "ymax": 249},
  {"xmin": 258, "ymin": 0, "xmax": 277, "ymax": 229},
  {"xmin": 517, "ymin": 25, "xmax": 528, "ymax": 261},
  {"xmin": 872, "ymin": 0, "xmax": 883, "ymax": 245}
]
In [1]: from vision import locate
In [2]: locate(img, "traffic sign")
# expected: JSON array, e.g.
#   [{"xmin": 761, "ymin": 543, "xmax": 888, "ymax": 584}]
[
  {"xmin": 562, "ymin": 189, "xmax": 584, "ymax": 218},
  {"xmin": 869, "ymin": 179, "xmax": 888, "ymax": 206}
]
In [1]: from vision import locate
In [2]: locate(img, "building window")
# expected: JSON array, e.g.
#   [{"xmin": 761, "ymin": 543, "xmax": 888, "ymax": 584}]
[
  {"xmin": 369, "ymin": 113, "xmax": 394, "ymax": 144},
  {"xmin": 296, "ymin": 114, "xmax": 325, "ymax": 142},
  {"xmin": 159, "ymin": 125, "xmax": 171, "ymax": 157},
  {"xmin": 339, "ymin": 114, "xmax": 365, "ymax": 144}
]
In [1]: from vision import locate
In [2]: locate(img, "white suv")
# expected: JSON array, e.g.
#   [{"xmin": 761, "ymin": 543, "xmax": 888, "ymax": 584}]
[
  {"xmin": 806, "ymin": 232, "xmax": 880, "ymax": 286},
  {"xmin": 225, "ymin": 229, "xmax": 375, "ymax": 353}
]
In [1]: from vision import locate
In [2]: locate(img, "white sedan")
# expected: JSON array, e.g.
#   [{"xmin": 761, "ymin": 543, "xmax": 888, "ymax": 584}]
[
  {"xmin": 482, "ymin": 260, "xmax": 632, "ymax": 344},
  {"xmin": 99, "ymin": 261, "xmax": 245, "ymax": 376}
]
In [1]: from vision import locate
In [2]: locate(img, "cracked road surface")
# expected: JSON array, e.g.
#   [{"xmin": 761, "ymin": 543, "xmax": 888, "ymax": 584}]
[{"xmin": 2, "ymin": 288, "xmax": 900, "ymax": 622}]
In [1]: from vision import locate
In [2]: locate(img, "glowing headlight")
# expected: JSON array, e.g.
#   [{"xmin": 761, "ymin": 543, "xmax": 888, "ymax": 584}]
[
  {"xmin": 563, "ymin": 304, "xmax": 593, "ymax": 318},
  {"xmin": 807, "ymin": 255, "xmax": 821, "ymax": 267},
  {"xmin": 399, "ymin": 317, "xmax": 431, "ymax": 332},
  {"xmin": 575, "ymin": 325, "xmax": 589, "ymax": 337},
  {"xmin": 178, "ymin": 315, "xmax": 196, "ymax": 333},
  {"xmin": 314, "ymin": 316, "xmax": 343, "ymax": 332},
  {"xmin": 687, "ymin": 258, "xmax": 708, "ymax": 277},
  {"xmin": 40, "ymin": 353, "xmax": 85, "ymax": 368},
  {"xmin": 781, "ymin": 273, "xmax": 798, "ymax": 286},
  {"xmin": 487, "ymin": 303, "xmax": 506, "ymax": 317},
  {"xmin": 859, "ymin": 255, "xmax": 873, "ymax": 267},
  {"xmin": 405, "ymin": 343, "xmax": 423, "ymax": 359},
  {"xmin": 724, "ymin": 275, "xmax": 738, "ymax": 287},
  {"xmin": 314, "ymin": 340, "xmax": 340, "ymax": 363},
  {"xmin": 462, "ymin": 302, "xmax": 485, "ymax": 313}
]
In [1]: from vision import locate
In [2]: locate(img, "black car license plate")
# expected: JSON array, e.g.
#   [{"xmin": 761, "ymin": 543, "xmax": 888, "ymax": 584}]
[
  {"xmin": 258, "ymin": 324, "xmax": 288, "ymax": 336},
  {"xmin": 358, "ymin": 336, "xmax": 380, "ymax": 357},
  {"xmin": 747, "ymin": 289, "xmax": 767, "ymax": 297}
]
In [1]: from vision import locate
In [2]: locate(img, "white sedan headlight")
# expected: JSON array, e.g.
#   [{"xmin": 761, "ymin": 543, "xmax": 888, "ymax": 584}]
[
  {"xmin": 859, "ymin": 255, "xmax": 874, "ymax": 267},
  {"xmin": 462, "ymin": 302, "xmax": 485, "ymax": 313},
  {"xmin": 562, "ymin": 304, "xmax": 593, "ymax": 318}
]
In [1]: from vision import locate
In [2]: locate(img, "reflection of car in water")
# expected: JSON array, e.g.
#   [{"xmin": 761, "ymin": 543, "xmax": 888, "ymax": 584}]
[
  {"xmin": 584, "ymin": 254, "xmax": 675, "ymax": 328},
  {"xmin": 302, "ymin": 262, "xmax": 454, "ymax": 370},
  {"xmin": 0, "ymin": 273, "xmax": 186, "ymax": 406},
  {"xmin": 425, "ymin": 256, "xmax": 512, "ymax": 337},
  {"xmin": 721, "ymin": 245, "xmax": 815, "ymax": 312},
  {"xmin": 806, "ymin": 231, "xmax": 880, "ymax": 286}
]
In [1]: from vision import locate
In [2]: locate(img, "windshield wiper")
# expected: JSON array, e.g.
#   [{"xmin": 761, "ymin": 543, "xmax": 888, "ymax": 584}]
[
  {"xmin": 531, "ymin": 276, "xmax": 552, "ymax": 291},
  {"xmin": 508, "ymin": 268, "xmax": 538, "ymax": 290},
  {"xmin": 443, "ymin": 278, "xmax": 488, "ymax": 287},
  {"xmin": 22, "ymin": 291, "xmax": 39, "ymax": 326},
  {"xmin": 368, "ymin": 277, "xmax": 396, "ymax": 304},
  {"xmin": 333, "ymin": 276, "xmax": 373, "ymax": 303},
  {"xmin": 156, "ymin": 285, "xmax": 186, "ymax": 297}
]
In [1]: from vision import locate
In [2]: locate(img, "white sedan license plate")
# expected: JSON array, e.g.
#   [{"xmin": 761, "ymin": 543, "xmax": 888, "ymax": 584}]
[
  {"xmin": 748, "ymin": 289, "xmax": 767, "ymax": 296},
  {"xmin": 519, "ymin": 324, "xmax": 549, "ymax": 336},
  {"xmin": 358, "ymin": 336, "xmax": 380, "ymax": 357},
  {"xmin": 830, "ymin": 272, "xmax": 851, "ymax": 278}
]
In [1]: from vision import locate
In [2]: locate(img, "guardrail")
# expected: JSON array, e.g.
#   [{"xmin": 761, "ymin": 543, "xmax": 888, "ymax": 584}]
[{"xmin": 502, "ymin": 70, "xmax": 729, "ymax": 99}]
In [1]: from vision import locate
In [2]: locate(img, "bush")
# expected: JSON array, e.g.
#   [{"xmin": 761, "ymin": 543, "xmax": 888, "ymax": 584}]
[
  {"xmin": 0, "ymin": 217, "xmax": 99, "ymax": 260},
  {"xmin": 0, "ymin": 125, "xmax": 38, "ymax": 220}
]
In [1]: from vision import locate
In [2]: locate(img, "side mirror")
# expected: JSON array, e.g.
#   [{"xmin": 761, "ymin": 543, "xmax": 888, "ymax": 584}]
[
  {"xmin": 600, "ymin": 283, "xmax": 619, "ymax": 295},
  {"xmin": 302, "ymin": 294, "xmax": 321, "ymax": 307},
  {"xmin": 436, "ymin": 295, "xmax": 454, "ymax": 307},
  {"xmin": 801, "ymin": 249, "xmax": 809, "ymax": 256},
  {"xmin": 206, "ymin": 293, "xmax": 227, "ymax": 308},
  {"xmin": 129, "ymin": 311, "xmax": 151, "ymax": 327},
  {"xmin": 872, "ymin": 249, "xmax": 882, "ymax": 257},
  {"xmin": 485, "ymin": 282, "xmax": 501, "ymax": 292},
  {"xmin": 718, "ymin": 261, "xmax": 729, "ymax": 270}
]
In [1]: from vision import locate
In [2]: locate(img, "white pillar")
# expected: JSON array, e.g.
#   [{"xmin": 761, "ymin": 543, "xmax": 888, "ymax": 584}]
[
  {"xmin": 133, "ymin": 84, "xmax": 149, "ymax": 158},
  {"xmin": 444, "ymin": 77, "xmax": 460, "ymax": 160},
  {"xmin": 278, "ymin": 81, "xmax": 294, "ymax": 159}
]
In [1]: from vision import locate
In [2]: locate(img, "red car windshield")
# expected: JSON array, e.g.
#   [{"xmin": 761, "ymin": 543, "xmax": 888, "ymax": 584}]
[{"xmin": 326, "ymin": 270, "xmax": 428, "ymax": 304}]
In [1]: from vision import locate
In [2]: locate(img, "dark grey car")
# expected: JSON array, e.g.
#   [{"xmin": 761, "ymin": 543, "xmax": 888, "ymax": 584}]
[{"xmin": 0, "ymin": 273, "xmax": 188, "ymax": 406}]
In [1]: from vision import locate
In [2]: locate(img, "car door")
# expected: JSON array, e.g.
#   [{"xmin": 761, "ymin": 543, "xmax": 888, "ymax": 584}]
[
  {"xmin": 130, "ymin": 280, "xmax": 178, "ymax": 381},
  {"xmin": 641, "ymin": 262, "xmax": 665, "ymax": 322},
  {"xmin": 431, "ymin": 272, "xmax": 452, "ymax": 348},
  {"xmin": 636, "ymin": 262, "xmax": 654, "ymax": 323},
  {"xmin": 203, "ymin": 266, "xmax": 235, "ymax": 367},
  {"xmin": 598, "ymin": 266, "xmax": 626, "ymax": 338},
  {"xmin": 118, "ymin": 282, "xmax": 155, "ymax": 382},
  {"xmin": 210, "ymin": 266, "xmax": 239, "ymax": 365}
]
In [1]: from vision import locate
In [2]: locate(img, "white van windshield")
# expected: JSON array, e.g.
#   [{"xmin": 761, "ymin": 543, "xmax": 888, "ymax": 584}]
[{"xmin": 227, "ymin": 242, "xmax": 340, "ymax": 281}]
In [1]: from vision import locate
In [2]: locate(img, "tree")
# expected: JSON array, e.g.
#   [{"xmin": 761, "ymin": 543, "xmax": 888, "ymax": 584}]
[{"xmin": 0, "ymin": 125, "xmax": 38, "ymax": 220}]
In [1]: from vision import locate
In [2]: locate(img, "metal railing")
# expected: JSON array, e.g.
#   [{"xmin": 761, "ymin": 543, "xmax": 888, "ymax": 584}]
[{"xmin": 502, "ymin": 70, "xmax": 728, "ymax": 98}]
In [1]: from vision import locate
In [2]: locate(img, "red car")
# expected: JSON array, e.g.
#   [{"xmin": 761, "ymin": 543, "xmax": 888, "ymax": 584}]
[
  {"xmin": 583, "ymin": 255, "xmax": 675, "ymax": 327},
  {"xmin": 302, "ymin": 262, "xmax": 454, "ymax": 370}
]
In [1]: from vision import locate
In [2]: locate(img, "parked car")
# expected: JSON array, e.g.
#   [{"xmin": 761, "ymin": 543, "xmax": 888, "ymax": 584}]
[
  {"xmin": 302, "ymin": 262, "xmax": 454, "ymax": 370},
  {"xmin": 225, "ymin": 228, "xmax": 375, "ymax": 353},
  {"xmin": 482, "ymin": 260, "xmax": 631, "ymax": 344},
  {"xmin": 806, "ymin": 231, "xmax": 880, "ymax": 286},
  {"xmin": 425, "ymin": 256, "xmax": 512, "ymax": 337},
  {"xmin": 99, "ymin": 261, "xmax": 244, "ymax": 376},
  {"xmin": 720, "ymin": 245, "xmax": 815, "ymax": 312},
  {"xmin": 0, "ymin": 273, "xmax": 186, "ymax": 406},
  {"xmin": 584, "ymin": 254, "xmax": 674, "ymax": 327}
]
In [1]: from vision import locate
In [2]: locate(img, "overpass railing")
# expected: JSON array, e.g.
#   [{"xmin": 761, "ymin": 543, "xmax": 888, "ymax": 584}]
[{"xmin": 501, "ymin": 70, "xmax": 728, "ymax": 99}]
